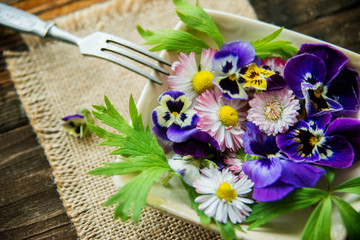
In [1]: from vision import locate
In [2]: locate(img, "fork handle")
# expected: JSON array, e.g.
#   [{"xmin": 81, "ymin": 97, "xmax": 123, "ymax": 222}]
[{"xmin": 0, "ymin": 3, "xmax": 54, "ymax": 37}]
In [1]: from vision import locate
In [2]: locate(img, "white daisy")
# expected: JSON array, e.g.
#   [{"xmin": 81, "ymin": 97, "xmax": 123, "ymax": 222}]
[
  {"xmin": 193, "ymin": 165, "xmax": 254, "ymax": 224},
  {"xmin": 167, "ymin": 48, "xmax": 217, "ymax": 102}
]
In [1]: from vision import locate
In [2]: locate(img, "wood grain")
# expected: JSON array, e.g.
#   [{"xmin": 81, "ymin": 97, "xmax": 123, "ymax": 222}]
[{"xmin": 0, "ymin": 0, "xmax": 359, "ymax": 239}]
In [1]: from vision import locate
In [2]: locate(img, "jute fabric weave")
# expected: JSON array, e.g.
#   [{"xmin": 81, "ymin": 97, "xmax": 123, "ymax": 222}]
[{"xmin": 5, "ymin": 0, "xmax": 257, "ymax": 239}]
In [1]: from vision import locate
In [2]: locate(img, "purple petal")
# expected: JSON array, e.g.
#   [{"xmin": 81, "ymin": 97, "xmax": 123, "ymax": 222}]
[
  {"xmin": 167, "ymin": 125, "xmax": 198, "ymax": 143},
  {"xmin": 327, "ymin": 67, "xmax": 360, "ymax": 114},
  {"xmin": 252, "ymin": 181, "xmax": 295, "ymax": 202},
  {"xmin": 152, "ymin": 125, "xmax": 169, "ymax": 141},
  {"xmin": 326, "ymin": 118, "xmax": 360, "ymax": 160},
  {"xmin": 62, "ymin": 114, "xmax": 84, "ymax": 121},
  {"xmin": 277, "ymin": 120, "xmax": 320, "ymax": 162},
  {"xmin": 191, "ymin": 131, "xmax": 220, "ymax": 150},
  {"xmin": 316, "ymin": 135, "xmax": 354, "ymax": 168},
  {"xmin": 242, "ymin": 157, "xmax": 282, "ymax": 188},
  {"xmin": 279, "ymin": 160, "xmax": 325, "ymax": 187},
  {"xmin": 302, "ymin": 83, "xmax": 343, "ymax": 117},
  {"xmin": 298, "ymin": 43, "xmax": 348, "ymax": 85},
  {"xmin": 266, "ymin": 74, "xmax": 287, "ymax": 91},
  {"xmin": 173, "ymin": 138, "xmax": 210, "ymax": 157},
  {"xmin": 243, "ymin": 122, "xmax": 278, "ymax": 157},
  {"xmin": 219, "ymin": 40, "xmax": 256, "ymax": 68},
  {"xmin": 284, "ymin": 53, "xmax": 326, "ymax": 98},
  {"xmin": 158, "ymin": 91, "xmax": 185, "ymax": 102}
]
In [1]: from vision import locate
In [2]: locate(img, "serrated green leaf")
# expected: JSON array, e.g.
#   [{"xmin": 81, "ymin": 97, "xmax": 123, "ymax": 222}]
[
  {"xmin": 137, "ymin": 28, "xmax": 209, "ymax": 54},
  {"xmin": 333, "ymin": 176, "xmax": 360, "ymax": 195},
  {"xmin": 301, "ymin": 197, "xmax": 332, "ymax": 240},
  {"xmin": 174, "ymin": 0, "xmax": 223, "ymax": 47},
  {"xmin": 246, "ymin": 188, "xmax": 326, "ymax": 229},
  {"xmin": 89, "ymin": 95, "xmax": 173, "ymax": 223},
  {"xmin": 332, "ymin": 195, "xmax": 360, "ymax": 240},
  {"xmin": 104, "ymin": 168, "xmax": 167, "ymax": 222}
]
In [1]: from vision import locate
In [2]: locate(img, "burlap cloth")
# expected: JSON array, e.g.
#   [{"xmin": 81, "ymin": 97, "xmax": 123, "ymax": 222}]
[{"xmin": 5, "ymin": 0, "xmax": 257, "ymax": 239}]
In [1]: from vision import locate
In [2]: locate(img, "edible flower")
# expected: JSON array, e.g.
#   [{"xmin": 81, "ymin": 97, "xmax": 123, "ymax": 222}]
[
  {"xmin": 61, "ymin": 108, "xmax": 93, "ymax": 138},
  {"xmin": 212, "ymin": 40, "xmax": 256, "ymax": 99},
  {"xmin": 247, "ymin": 88, "xmax": 300, "ymax": 136},
  {"xmin": 242, "ymin": 122, "xmax": 325, "ymax": 201},
  {"xmin": 194, "ymin": 87, "xmax": 248, "ymax": 152},
  {"xmin": 167, "ymin": 48, "xmax": 217, "ymax": 102},
  {"xmin": 152, "ymin": 91, "xmax": 199, "ymax": 142},
  {"xmin": 276, "ymin": 113, "xmax": 360, "ymax": 168},
  {"xmin": 193, "ymin": 165, "xmax": 254, "ymax": 224},
  {"xmin": 283, "ymin": 43, "xmax": 360, "ymax": 116}
]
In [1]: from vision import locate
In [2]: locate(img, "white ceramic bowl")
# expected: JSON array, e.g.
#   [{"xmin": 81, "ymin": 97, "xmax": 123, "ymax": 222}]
[{"xmin": 118, "ymin": 9, "xmax": 360, "ymax": 240}]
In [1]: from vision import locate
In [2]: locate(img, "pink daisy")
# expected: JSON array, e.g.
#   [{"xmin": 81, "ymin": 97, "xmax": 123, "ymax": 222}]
[
  {"xmin": 167, "ymin": 48, "xmax": 217, "ymax": 102},
  {"xmin": 194, "ymin": 88, "xmax": 248, "ymax": 152},
  {"xmin": 247, "ymin": 88, "xmax": 300, "ymax": 136}
]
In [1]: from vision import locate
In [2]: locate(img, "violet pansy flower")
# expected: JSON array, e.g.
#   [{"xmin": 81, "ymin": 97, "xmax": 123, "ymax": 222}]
[
  {"xmin": 61, "ymin": 109, "xmax": 93, "ymax": 138},
  {"xmin": 152, "ymin": 91, "xmax": 199, "ymax": 143},
  {"xmin": 284, "ymin": 43, "xmax": 360, "ymax": 116},
  {"xmin": 242, "ymin": 122, "xmax": 325, "ymax": 202},
  {"xmin": 172, "ymin": 130, "xmax": 220, "ymax": 157},
  {"xmin": 212, "ymin": 41, "xmax": 256, "ymax": 100},
  {"xmin": 276, "ymin": 113, "xmax": 360, "ymax": 168}
]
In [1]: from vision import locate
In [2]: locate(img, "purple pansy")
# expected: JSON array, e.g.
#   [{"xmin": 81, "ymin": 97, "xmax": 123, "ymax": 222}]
[
  {"xmin": 242, "ymin": 122, "xmax": 325, "ymax": 202},
  {"xmin": 152, "ymin": 91, "xmax": 199, "ymax": 143},
  {"xmin": 276, "ymin": 113, "xmax": 360, "ymax": 168},
  {"xmin": 283, "ymin": 43, "xmax": 360, "ymax": 116},
  {"xmin": 172, "ymin": 130, "xmax": 220, "ymax": 157},
  {"xmin": 212, "ymin": 41, "xmax": 256, "ymax": 100}
]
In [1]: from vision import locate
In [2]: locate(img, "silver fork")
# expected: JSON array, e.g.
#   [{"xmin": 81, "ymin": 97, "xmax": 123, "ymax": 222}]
[{"xmin": 0, "ymin": 3, "xmax": 170, "ymax": 84}]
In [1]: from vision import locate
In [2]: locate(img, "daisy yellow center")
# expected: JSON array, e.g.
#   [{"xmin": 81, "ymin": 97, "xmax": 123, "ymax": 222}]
[
  {"xmin": 264, "ymin": 100, "xmax": 283, "ymax": 121},
  {"xmin": 216, "ymin": 182, "xmax": 237, "ymax": 202},
  {"xmin": 218, "ymin": 105, "xmax": 239, "ymax": 127},
  {"xmin": 192, "ymin": 71, "xmax": 215, "ymax": 94}
]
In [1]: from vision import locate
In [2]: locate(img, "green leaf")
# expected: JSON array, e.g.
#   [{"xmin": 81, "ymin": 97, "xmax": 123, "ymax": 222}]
[
  {"xmin": 89, "ymin": 95, "xmax": 173, "ymax": 223},
  {"xmin": 174, "ymin": 0, "xmax": 224, "ymax": 47},
  {"xmin": 216, "ymin": 220, "xmax": 239, "ymax": 240},
  {"xmin": 332, "ymin": 195, "xmax": 360, "ymax": 240},
  {"xmin": 301, "ymin": 197, "xmax": 332, "ymax": 240},
  {"xmin": 324, "ymin": 167, "xmax": 335, "ymax": 189},
  {"xmin": 105, "ymin": 168, "xmax": 168, "ymax": 222},
  {"xmin": 245, "ymin": 188, "xmax": 326, "ymax": 229},
  {"xmin": 333, "ymin": 176, "xmax": 360, "ymax": 195},
  {"xmin": 250, "ymin": 27, "xmax": 298, "ymax": 59},
  {"xmin": 137, "ymin": 26, "xmax": 209, "ymax": 54}
]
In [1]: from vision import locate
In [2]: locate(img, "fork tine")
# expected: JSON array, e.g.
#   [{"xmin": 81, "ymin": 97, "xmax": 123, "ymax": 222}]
[
  {"xmin": 96, "ymin": 50, "xmax": 163, "ymax": 84},
  {"xmin": 103, "ymin": 43, "xmax": 169, "ymax": 75},
  {"xmin": 104, "ymin": 34, "xmax": 172, "ymax": 66}
]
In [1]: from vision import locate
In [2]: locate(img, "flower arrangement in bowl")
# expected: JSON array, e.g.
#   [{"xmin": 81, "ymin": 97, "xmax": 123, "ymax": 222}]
[{"xmin": 88, "ymin": 0, "xmax": 360, "ymax": 239}]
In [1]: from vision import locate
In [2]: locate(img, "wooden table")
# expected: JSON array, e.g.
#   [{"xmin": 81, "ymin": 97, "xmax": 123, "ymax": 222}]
[{"xmin": 0, "ymin": 0, "xmax": 359, "ymax": 239}]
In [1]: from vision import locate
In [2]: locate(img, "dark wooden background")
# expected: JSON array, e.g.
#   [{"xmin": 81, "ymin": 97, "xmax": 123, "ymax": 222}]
[{"xmin": 0, "ymin": 0, "xmax": 359, "ymax": 239}]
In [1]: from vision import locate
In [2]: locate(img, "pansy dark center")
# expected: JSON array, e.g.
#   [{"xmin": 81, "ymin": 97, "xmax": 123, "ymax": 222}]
[
  {"xmin": 264, "ymin": 100, "xmax": 283, "ymax": 121},
  {"xmin": 192, "ymin": 71, "xmax": 215, "ymax": 94},
  {"xmin": 242, "ymin": 63, "xmax": 272, "ymax": 90},
  {"xmin": 216, "ymin": 182, "xmax": 237, "ymax": 202},
  {"xmin": 296, "ymin": 129, "xmax": 322, "ymax": 156},
  {"xmin": 308, "ymin": 85, "xmax": 329, "ymax": 111},
  {"xmin": 218, "ymin": 105, "xmax": 239, "ymax": 127},
  {"xmin": 304, "ymin": 72, "xmax": 317, "ymax": 85},
  {"xmin": 166, "ymin": 99, "xmax": 184, "ymax": 114}
]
